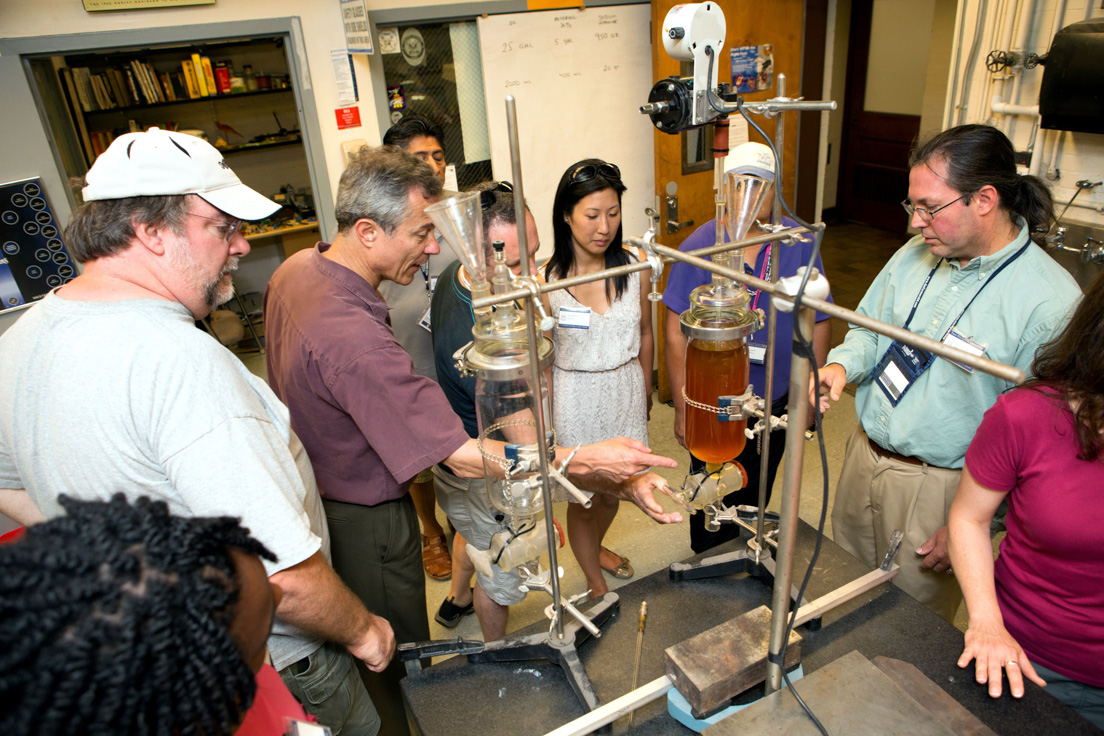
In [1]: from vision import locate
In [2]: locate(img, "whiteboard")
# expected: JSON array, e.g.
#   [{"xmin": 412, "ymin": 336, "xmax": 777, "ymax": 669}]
[{"xmin": 477, "ymin": 5, "xmax": 655, "ymax": 261}]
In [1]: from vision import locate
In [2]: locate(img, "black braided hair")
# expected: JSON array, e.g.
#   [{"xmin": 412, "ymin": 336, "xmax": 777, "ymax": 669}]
[{"xmin": 0, "ymin": 494, "xmax": 277, "ymax": 736}]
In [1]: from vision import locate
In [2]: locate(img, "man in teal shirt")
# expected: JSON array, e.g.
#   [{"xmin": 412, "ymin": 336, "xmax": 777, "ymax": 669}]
[{"xmin": 813, "ymin": 124, "xmax": 1080, "ymax": 622}]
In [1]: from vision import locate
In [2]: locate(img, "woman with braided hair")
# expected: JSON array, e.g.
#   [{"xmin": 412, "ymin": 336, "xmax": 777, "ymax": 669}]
[{"xmin": 0, "ymin": 493, "xmax": 302, "ymax": 735}]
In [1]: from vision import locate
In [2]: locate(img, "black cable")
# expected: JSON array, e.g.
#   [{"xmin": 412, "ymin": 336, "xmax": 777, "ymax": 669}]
[
  {"xmin": 728, "ymin": 91, "xmax": 833, "ymax": 736},
  {"xmin": 684, "ymin": 51, "xmax": 833, "ymax": 731},
  {"xmin": 490, "ymin": 517, "xmax": 537, "ymax": 566}
]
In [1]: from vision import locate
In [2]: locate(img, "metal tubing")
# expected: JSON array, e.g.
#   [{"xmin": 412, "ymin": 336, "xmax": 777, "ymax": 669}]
[
  {"xmin": 505, "ymin": 95, "xmax": 566, "ymax": 643},
  {"xmin": 756, "ymin": 74, "xmax": 786, "ymax": 548},
  {"xmin": 765, "ymin": 303, "xmax": 816, "ymax": 694},
  {"xmin": 652, "ymin": 243, "xmax": 1025, "ymax": 385},
  {"xmin": 473, "ymin": 228, "xmax": 808, "ymax": 309},
  {"xmin": 478, "ymin": 235, "xmax": 1025, "ymax": 384}
]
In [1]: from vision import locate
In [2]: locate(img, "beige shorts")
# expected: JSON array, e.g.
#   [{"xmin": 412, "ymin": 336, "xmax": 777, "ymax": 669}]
[{"xmin": 413, "ymin": 467, "xmax": 435, "ymax": 485}]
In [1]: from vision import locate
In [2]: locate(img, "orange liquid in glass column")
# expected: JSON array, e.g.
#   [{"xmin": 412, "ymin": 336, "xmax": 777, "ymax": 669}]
[{"xmin": 685, "ymin": 339, "xmax": 749, "ymax": 465}]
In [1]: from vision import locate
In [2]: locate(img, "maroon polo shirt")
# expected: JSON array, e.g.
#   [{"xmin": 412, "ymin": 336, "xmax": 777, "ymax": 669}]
[{"xmin": 264, "ymin": 243, "xmax": 468, "ymax": 506}]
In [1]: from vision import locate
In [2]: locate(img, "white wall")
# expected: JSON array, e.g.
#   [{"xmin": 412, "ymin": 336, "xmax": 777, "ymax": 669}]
[{"xmin": 864, "ymin": 0, "xmax": 935, "ymax": 115}]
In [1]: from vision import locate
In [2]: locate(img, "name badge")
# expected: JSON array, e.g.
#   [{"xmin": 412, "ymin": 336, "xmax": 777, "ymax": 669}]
[
  {"xmin": 419, "ymin": 305, "xmax": 432, "ymax": 332},
  {"xmin": 942, "ymin": 327, "xmax": 985, "ymax": 373},
  {"xmin": 558, "ymin": 306, "xmax": 591, "ymax": 329},
  {"xmin": 748, "ymin": 342, "xmax": 766, "ymax": 365},
  {"xmin": 286, "ymin": 720, "xmax": 332, "ymax": 736},
  {"xmin": 874, "ymin": 340, "xmax": 934, "ymax": 406}
]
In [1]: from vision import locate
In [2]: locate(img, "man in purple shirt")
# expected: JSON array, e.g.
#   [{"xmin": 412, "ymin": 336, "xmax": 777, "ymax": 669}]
[{"xmin": 264, "ymin": 146, "xmax": 680, "ymax": 736}]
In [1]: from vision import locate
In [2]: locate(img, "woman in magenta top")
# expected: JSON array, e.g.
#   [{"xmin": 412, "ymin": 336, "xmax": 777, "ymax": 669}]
[{"xmin": 949, "ymin": 273, "xmax": 1102, "ymax": 729}]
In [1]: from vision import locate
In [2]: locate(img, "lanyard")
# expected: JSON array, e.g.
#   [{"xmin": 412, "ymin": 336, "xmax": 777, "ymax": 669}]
[
  {"xmin": 746, "ymin": 244, "xmax": 772, "ymax": 313},
  {"xmin": 420, "ymin": 262, "xmax": 431, "ymax": 295},
  {"xmin": 902, "ymin": 242, "xmax": 1030, "ymax": 334},
  {"xmin": 943, "ymin": 243, "xmax": 1028, "ymax": 336}
]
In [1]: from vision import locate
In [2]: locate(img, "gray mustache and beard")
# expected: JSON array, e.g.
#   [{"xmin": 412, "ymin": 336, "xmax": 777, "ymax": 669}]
[{"xmin": 169, "ymin": 237, "xmax": 241, "ymax": 313}]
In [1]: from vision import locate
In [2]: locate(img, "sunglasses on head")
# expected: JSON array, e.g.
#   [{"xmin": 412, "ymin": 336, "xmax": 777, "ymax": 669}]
[
  {"xmin": 480, "ymin": 181, "xmax": 514, "ymax": 211},
  {"xmin": 569, "ymin": 162, "xmax": 621, "ymax": 185}
]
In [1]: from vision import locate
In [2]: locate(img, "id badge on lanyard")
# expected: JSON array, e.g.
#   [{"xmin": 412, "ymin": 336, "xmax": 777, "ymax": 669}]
[
  {"xmin": 874, "ymin": 341, "xmax": 934, "ymax": 405},
  {"xmin": 747, "ymin": 246, "xmax": 771, "ymax": 365}
]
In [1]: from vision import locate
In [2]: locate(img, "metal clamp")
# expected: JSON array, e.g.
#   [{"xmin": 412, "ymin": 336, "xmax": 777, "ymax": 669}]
[{"xmin": 640, "ymin": 225, "xmax": 665, "ymax": 303}]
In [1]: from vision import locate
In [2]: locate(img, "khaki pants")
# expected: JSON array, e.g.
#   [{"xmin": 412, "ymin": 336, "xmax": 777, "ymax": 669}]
[{"xmin": 832, "ymin": 426, "xmax": 963, "ymax": 622}]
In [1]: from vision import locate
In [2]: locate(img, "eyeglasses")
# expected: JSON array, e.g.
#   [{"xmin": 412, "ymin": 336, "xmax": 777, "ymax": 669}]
[
  {"xmin": 569, "ymin": 162, "xmax": 621, "ymax": 185},
  {"xmin": 900, "ymin": 192, "xmax": 971, "ymax": 223},
  {"xmin": 186, "ymin": 212, "xmax": 243, "ymax": 243},
  {"xmin": 480, "ymin": 181, "xmax": 514, "ymax": 211}
]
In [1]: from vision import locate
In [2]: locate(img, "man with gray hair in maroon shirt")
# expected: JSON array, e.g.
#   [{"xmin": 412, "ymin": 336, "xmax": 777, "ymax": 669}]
[{"xmin": 263, "ymin": 144, "xmax": 681, "ymax": 736}]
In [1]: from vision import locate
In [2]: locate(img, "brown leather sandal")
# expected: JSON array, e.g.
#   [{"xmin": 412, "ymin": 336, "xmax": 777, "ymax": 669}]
[{"xmin": 422, "ymin": 534, "xmax": 452, "ymax": 580}]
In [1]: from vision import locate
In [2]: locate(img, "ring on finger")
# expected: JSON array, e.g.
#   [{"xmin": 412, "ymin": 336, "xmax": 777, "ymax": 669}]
[{"xmin": 1006, "ymin": 661, "xmax": 1019, "ymax": 667}]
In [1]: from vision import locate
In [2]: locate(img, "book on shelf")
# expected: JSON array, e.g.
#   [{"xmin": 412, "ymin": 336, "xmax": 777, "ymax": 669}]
[
  {"xmin": 201, "ymin": 57, "xmax": 217, "ymax": 98},
  {"xmin": 181, "ymin": 60, "xmax": 201, "ymax": 99},
  {"xmin": 89, "ymin": 130, "xmax": 117, "ymax": 157},
  {"xmin": 191, "ymin": 53, "xmax": 209, "ymax": 97},
  {"xmin": 72, "ymin": 67, "xmax": 94, "ymax": 112},
  {"xmin": 159, "ymin": 72, "xmax": 177, "ymax": 102},
  {"xmin": 106, "ymin": 68, "xmax": 133, "ymax": 107},
  {"xmin": 57, "ymin": 67, "xmax": 95, "ymax": 163},
  {"xmin": 91, "ymin": 74, "xmax": 113, "ymax": 109}
]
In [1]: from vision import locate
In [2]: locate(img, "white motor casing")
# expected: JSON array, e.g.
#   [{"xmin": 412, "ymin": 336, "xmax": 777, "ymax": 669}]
[{"xmin": 662, "ymin": 3, "xmax": 726, "ymax": 61}]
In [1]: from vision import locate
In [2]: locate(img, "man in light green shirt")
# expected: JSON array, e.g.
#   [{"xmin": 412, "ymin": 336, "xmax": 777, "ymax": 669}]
[{"xmin": 813, "ymin": 124, "xmax": 1080, "ymax": 621}]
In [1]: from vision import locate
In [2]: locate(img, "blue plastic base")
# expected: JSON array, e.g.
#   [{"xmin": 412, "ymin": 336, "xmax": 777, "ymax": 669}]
[{"xmin": 666, "ymin": 665, "xmax": 805, "ymax": 732}]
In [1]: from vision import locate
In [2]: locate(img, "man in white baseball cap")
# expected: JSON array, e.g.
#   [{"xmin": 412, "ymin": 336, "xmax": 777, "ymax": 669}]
[
  {"xmin": 661, "ymin": 140, "xmax": 834, "ymax": 553},
  {"xmin": 0, "ymin": 127, "xmax": 394, "ymax": 734}
]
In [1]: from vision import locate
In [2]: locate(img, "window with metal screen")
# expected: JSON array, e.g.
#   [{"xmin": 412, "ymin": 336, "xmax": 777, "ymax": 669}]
[{"xmin": 380, "ymin": 21, "xmax": 493, "ymax": 190}]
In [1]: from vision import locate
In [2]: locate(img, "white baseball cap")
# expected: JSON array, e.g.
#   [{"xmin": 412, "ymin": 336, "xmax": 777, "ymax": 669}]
[
  {"xmin": 723, "ymin": 142, "xmax": 776, "ymax": 181},
  {"xmin": 82, "ymin": 127, "xmax": 280, "ymax": 221}
]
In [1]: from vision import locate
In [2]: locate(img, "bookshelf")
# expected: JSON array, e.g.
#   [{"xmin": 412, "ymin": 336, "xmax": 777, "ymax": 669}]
[{"xmin": 54, "ymin": 36, "xmax": 301, "ymax": 166}]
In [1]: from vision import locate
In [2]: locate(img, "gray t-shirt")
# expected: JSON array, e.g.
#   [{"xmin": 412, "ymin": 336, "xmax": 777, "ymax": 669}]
[{"xmin": 0, "ymin": 293, "xmax": 327, "ymax": 669}]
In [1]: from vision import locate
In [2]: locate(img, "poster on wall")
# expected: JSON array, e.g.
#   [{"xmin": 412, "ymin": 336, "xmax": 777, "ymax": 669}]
[
  {"xmin": 0, "ymin": 178, "xmax": 77, "ymax": 312},
  {"xmin": 729, "ymin": 44, "xmax": 773, "ymax": 94},
  {"xmin": 340, "ymin": 0, "xmax": 374, "ymax": 54},
  {"xmin": 83, "ymin": 0, "xmax": 213, "ymax": 10}
]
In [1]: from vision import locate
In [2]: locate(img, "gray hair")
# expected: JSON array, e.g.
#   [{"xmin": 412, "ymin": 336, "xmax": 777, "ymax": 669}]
[
  {"xmin": 335, "ymin": 145, "xmax": 443, "ymax": 234},
  {"xmin": 63, "ymin": 184, "xmax": 189, "ymax": 264}
]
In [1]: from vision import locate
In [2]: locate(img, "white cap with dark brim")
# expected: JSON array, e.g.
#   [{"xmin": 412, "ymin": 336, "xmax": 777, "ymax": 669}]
[
  {"xmin": 81, "ymin": 127, "xmax": 280, "ymax": 221},
  {"xmin": 723, "ymin": 142, "xmax": 776, "ymax": 182}
]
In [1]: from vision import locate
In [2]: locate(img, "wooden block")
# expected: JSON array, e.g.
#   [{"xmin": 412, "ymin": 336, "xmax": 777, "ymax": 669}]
[{"xmin": 665, "ymin": 604, "xmax": 802, "ymax": 715}]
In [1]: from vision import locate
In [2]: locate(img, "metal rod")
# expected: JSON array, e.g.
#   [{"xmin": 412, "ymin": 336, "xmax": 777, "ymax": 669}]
[
  {"xmin": 651, "ymin": 243, "xmax": 1025, "ymax": 384},
  {"xmin": 765, "ymin": 302, "xmax": 816, "ymax": 695},
  {"xmin": 472, "ymin": 227, "xmax": 808, "ymax": 309},
  {"xmin": 756, "ymin": 73, "xmax": 786, "ymax": 550},
  {"xmin": 505, "ymin": 95, "xmax": 566, "ymax": 643}
]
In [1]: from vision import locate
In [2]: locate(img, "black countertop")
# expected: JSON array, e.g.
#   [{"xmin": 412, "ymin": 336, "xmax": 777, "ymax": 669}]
[{"xmin": 401, "ymin": 522, "xmax": 1095, "ymax": 735}]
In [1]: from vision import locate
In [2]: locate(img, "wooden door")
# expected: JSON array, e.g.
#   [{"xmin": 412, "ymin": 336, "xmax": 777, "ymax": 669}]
[
  {"xmin": 652, "ymin": 0, "xmax": 807, "ymax": 403},
  {"xmin": 838, "ymin": 0, "xmax": 917, "ymax": 232}
]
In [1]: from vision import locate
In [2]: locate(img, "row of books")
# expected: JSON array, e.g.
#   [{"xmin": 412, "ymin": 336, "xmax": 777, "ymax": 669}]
[{"xmin": 59, "ymin": 53, "xmax": 239, "ymax": 113}]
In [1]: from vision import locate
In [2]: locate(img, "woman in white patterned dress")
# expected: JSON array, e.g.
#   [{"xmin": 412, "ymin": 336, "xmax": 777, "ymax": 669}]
[{"xmin": 545, "ymin": 159, "xmax": 654, "ymax": 598}]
